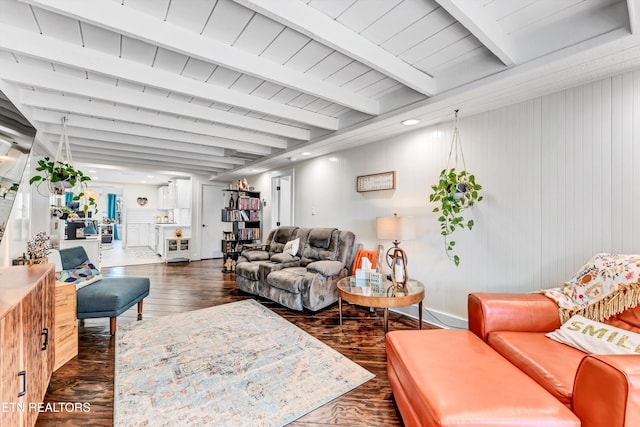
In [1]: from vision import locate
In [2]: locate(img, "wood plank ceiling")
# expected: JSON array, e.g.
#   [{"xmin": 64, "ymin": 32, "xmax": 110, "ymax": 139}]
[{"xmin": 0, "ymin": 0, "xmax": 638, "ymax": 183}]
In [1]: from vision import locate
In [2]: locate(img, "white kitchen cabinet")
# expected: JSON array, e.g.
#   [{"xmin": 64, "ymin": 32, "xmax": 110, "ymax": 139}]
[
  {"xmin": 126, "ymin": 223, "xmax": 150, "ymax": 248},
  {"xmin": 140, "ymin": 224, "xmax": 149, "ymax": 247},
  {"xmin": 154, "ymin": 225, "xmax": 160, "ymax": 254},
  {"xmin": 158, "ymin": 180, "xmax": 190, "ymax": 209},
  {"xmin": 158, "ymin": 185, "xmax": 175, "ymax": 209},
  {"xmin": 164, "ymin": 237, "xmax": 190, "ymax": 262},
  {"xmin": 126, "ymin": 223, "xmax": 139, "ymax": 247},
  {"xmin": 156, "ymin": 226, "xmax": 165, "ymax": 256},
  {"xmin": 175, "ymin": 179, "xmax": 191, "ymax": 209},
  {"xmin": 148, "ymin": 225, "xmax": 155, "ymax": 248},
  {"xmin": 156, "ymin": 225, "xmax": 190, "ymax": 257}
]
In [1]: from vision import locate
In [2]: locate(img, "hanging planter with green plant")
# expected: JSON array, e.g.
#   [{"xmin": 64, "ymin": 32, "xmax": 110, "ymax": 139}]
[
  {"xmin": 29, "ymin": 157, "xmax": 90, "ymax": 192},
  {"xmin": 429, "ymin": 110, "xmax": 483, "ymax": 266},
  {"xmin": 28, "ymin": 117, "xmax": 98, "ymax": 214}
]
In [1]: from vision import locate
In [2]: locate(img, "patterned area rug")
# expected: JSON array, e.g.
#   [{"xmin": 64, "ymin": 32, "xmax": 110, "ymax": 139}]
[
  {"xmin": 101, "ymin": 244, "xmax": 163, "ymax": 268},
  {"xmin": 114, "ymin": 299, "xmax": 374, "ymax": 426}
]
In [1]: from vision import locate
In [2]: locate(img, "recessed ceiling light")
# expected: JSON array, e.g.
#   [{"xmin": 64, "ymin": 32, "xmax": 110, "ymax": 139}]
[
  {"xmin": 402, "ymin": 119, "xmax": 420, "ymax": 126},
  {"xmin": 329, "ymin": 157, "xmax": 338, "ymax": 162},
  {"xmin": 301, "ymin": 152, "xmax": 311, "ymax": 156},
  {"xmin": 147, "ymin": 175, "xmax": 154, "ymax": 178}
]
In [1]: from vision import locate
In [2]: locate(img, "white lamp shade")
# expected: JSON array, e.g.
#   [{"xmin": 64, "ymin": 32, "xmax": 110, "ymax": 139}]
[
  {"xmin": 83, "ymin": 189, "xmax": 99, "ymax": 200},
  {"xmin": 376, "ymin": 215, "xmax": 416, "ymax": 242}
]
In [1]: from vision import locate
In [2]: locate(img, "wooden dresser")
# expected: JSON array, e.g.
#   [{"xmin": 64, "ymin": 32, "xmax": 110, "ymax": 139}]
[
  {"xmin": 0, "ymin": 265, "xmax": 56, "ymax": 427},
  {"xmin": 54, "ymin": 281, "xmax": 78, "ymax": 371}
]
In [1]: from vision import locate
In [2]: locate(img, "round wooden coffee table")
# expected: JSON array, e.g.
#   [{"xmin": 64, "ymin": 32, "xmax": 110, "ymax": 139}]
[{"xmin": 337, "ymin": 276, "xmax": 425, "ymax": 333}]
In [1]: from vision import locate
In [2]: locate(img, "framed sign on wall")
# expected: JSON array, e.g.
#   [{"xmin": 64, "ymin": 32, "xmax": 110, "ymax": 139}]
[{"xmin": 356, "ymin": 171, "xmax": 396, "ymax": 192}]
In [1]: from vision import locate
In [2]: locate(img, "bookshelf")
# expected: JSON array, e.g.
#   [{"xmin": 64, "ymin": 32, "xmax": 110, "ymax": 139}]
[
  {"xmin": 98, "ymin": 224, "xmax": 113, "ymax": 244},
  {"xmin": 221, "ymin": 189, "xmax": 261, "ymax": 272}
]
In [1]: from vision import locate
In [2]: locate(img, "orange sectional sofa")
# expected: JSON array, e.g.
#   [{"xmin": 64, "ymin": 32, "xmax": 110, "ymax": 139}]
[{"xmin": 386, "ymin": 292, "xmax": 640, "ymax": 427}]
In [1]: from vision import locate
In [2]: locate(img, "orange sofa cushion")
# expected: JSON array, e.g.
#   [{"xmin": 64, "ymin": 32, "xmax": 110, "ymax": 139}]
[
  {"xmin": 606, "ymin": 305, "xmax": 640, "ymax": 333},
  {"xmin": 488, "ymin": 331, "xmax": 586, "ymax": 406},
  {"xmin": 386, "ymin": 329, "xmax": 580, "ymax": 427}
]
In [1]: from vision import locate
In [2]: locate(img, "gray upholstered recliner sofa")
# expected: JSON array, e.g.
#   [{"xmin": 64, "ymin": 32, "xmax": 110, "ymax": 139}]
[
  {"xmin": 234, "ymin": 225, "xmax": 299, "ymax": 295},
  {"xmin": 235, "ymin": 226, "xmax": 355, "ymax": 311}
]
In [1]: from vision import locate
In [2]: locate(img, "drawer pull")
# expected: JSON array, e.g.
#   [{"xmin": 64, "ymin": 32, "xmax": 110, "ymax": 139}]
[
  {"xmin": 18, "ymin": 371, "xmax": 26, "ymax": 397},
  {"xmin": 41, "ymin": 327, "xmax": 49, "ymax": 350}
]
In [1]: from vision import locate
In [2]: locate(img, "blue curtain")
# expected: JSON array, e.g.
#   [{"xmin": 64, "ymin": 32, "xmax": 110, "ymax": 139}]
[{"xmin": 107, "ymin": 193, "xmax": 120, "ymax": 240}]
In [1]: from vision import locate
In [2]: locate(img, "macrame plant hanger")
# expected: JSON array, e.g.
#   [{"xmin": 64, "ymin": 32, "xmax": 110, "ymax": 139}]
[
  {"xmin": 51, "ymin": 116, "xmax": 74, "ymax": 195},
  {"xmin": 446, "ymin": 109, "xmax": 467, "ymax": 173}
]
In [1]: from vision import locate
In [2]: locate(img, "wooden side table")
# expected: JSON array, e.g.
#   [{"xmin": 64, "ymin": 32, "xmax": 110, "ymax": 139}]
[
  {"xmin": 54, "ymin": 281, "xmax": 78, "ymax": 371},
  {"xmin": 337, "ymin": 276, "xmax": 425, "ymax": 333}
]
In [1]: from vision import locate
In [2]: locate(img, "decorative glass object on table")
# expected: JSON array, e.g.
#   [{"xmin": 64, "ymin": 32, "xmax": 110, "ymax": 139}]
[
  {"xmin": 375, "ymin": 213, "xmax": 416, "ymax": 296},
  {"xmin": 349, "ymin": 272, "xmax": 393, "ymax": 295}
]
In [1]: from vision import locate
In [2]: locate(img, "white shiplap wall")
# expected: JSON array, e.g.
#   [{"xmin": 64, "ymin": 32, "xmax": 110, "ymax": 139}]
[{"xmin": 254, "ymin": 68, "xmax": 640, "ymax": 323}]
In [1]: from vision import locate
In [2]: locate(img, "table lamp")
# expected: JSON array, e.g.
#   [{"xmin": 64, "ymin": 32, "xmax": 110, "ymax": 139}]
[{"xmin": 376, "ymin": 213, "xmax": 416, "ymax": 296}]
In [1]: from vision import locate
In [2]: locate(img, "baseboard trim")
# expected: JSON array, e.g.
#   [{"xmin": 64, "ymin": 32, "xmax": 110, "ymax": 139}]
[{"xmin": 391, "ymin": 306, "xmax": 468, "ymax": 330}]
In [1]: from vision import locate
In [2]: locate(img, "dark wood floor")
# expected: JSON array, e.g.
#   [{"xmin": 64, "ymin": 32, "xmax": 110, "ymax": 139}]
[{"xmin": 37, "ymin": 259, "xmax": 432, "ymax": 426}]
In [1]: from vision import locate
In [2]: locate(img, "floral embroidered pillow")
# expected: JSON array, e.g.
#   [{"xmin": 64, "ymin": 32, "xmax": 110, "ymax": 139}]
[
  {"xmin": 543, "ymin": 253, "xmax": 640, "ymax": 311},
  {"xmin": 56, "ymin": 262, "xmax": 102, "ymax": 289}
]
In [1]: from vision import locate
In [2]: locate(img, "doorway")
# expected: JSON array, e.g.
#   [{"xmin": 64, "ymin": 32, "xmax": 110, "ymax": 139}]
[
  {"xmin": 201, "ymin": 183, "xmax": 226, "ymax": 259},
  {"xmin": 271, "ymin": 170, "xmax": 294, "ymax": 228}
]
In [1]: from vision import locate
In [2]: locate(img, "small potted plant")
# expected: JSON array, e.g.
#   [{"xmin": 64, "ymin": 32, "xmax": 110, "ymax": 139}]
[{"xmin": 429, "ymin": 168, "xmax": 483, "ymax": 266}]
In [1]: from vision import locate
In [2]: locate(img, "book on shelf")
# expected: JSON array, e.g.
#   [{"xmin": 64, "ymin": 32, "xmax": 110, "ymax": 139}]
[
  {"xmin": 221, "ymin": 209, "xmax": 261, "ymax": 222},
  {"xmin": 236, "ymin": 197, "xmax": 260, "ymax": 211}
]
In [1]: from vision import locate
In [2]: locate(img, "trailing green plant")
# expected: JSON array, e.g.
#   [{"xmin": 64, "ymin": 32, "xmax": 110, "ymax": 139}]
[
  {"xmin": 72, "ymin": 191, "xmax": 98, "ymax": 214},
  {"xmin": 29, "ymin": 157, "xmax": 97, "ymax": 214},
  {"xmin": 29, "ymin": 157, "xmax": 91, "ymax": 189},
  {"xmin": 429, "ymin": 168, "xmax": 483, "ymax": 266}
]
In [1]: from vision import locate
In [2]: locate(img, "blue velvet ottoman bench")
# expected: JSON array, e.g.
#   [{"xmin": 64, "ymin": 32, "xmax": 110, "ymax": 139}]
[{"xmin": 58, "ymin": 246, "xmax": 150, "ymax": 335}]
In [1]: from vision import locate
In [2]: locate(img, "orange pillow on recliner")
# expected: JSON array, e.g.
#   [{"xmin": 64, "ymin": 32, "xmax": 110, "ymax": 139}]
[{"xmin": 351, "ymin": 249, "xmax": 379, "ymax": 275}]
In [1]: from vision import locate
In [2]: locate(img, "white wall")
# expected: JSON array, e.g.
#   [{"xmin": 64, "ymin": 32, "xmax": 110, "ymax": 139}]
[
  {"xmin": 123, "ymin": 183, "xmax": 161, "ymax": 210},
  {"xmin": 0, "ymin": 154, "xmax": 53, "ymax": 266},
  {"xmin": 254, "ymin": 68, "xmax": 640, "ymax": 324}
]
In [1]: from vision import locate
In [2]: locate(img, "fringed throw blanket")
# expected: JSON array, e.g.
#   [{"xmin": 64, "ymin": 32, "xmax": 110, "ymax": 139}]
[{"xmin": 541, "ymin": 253, "xmax": 640, "ymax": 323}]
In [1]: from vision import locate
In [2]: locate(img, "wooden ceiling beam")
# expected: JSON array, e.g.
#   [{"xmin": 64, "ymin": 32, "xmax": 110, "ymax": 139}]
[
  {"xmin": 1, "ymin": 62, "xmax": 286, "ymax": 149},
  {"xmin": 19, "ymin": 0, "xmax": 380, "ymax": 115},
  {"xmin": 69, "ymin": 149, "xmax": 220, "ymax": 176},
  {"xmin": 0, "ymin": 34, "xmax": 307, "ymax": 140},
  {"xmin": 40, "ymin": 134, "xmax": 240, "ymax": 170},
  {"xmin": 234, "ymin": 0, "xmax": 437, "ymax": 96},
  {"xmin": 33, "ymin": 116, "xmax": 270, "ymax": 158},
  {"xmin": 20, "ymin": 90, "xmax": 279, "ymax": 154},
  {"xmin": 61, "ymin": 142, "xmax": 231, "ymax": 171},
  {"xmin": 434, "ymin": 0, "xmax": 516, "ymax": 67},
  {"xmin": 628, "ymin": 0, "xmax": 638, "ymax": 34},
  {"xmin": 0, "ymin": 24, "xmax": 336, "ymax": 131}
]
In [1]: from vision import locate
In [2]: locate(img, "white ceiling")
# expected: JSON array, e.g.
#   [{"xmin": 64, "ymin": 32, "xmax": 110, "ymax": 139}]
[{"xmin": 0, "ymin": 0, "xmax": 638, "ymax": 185}]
